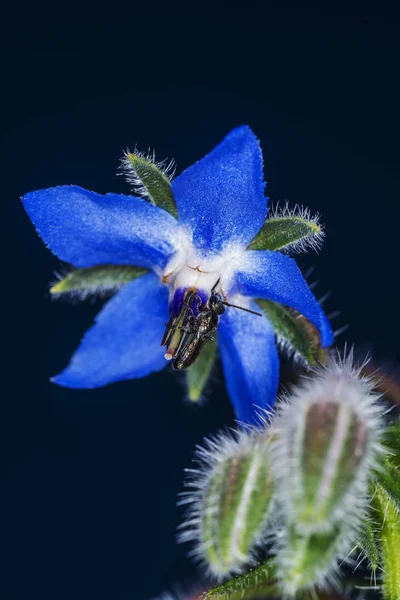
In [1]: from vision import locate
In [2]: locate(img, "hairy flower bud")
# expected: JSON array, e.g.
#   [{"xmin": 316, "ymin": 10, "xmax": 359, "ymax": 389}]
[
  {"xmin": 272, "ymin": 354, "xmax": 384, "ymax": 535},
  {"xmin": 275, "ymin": 524, "xmax": 352, "ymax": 597},
  {"xmin": 179, "ymin": 429, "xmax": 274, "ymax": 578}
]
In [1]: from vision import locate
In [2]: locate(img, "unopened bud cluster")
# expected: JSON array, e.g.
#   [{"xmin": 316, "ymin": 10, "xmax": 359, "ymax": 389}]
[{"xmin": 179, "ymin": 355, "xmax": 384, "ymax": 596}]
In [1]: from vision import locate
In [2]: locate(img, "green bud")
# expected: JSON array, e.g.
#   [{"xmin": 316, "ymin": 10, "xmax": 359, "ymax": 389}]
[
  {"xmin": 257, "ymin": 299, "xmax": 326, "ymax": 366},
  {"xmin": 121, "ymin": 150, "xmax": 177, "ymax": 217},
  {"xmin": 275, "ymin": 524, "xmax": 351, "ymax": 597},
  {"xmin": 180, "ymin": 430, "xmax": 274, "ymax": 578},
  {"xmin": 186, "ymin": 338, "xmax": 217, "ymax": 402},
  {"xmin": 248, "ymin": 206, "xmax": 323, "ymax": 253},
  {"xmin": 272, "ymin": 355, "xmax": 384, "ymax": 534},
  {"xmin": 50, "ymin": 265, "xmax": 147, "ymax": 297}
]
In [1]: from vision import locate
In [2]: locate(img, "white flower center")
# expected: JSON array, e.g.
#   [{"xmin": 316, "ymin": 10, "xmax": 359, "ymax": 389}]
[{"xmin": 162, "ymin": 226, "xmax": 248, "ymax": 301}]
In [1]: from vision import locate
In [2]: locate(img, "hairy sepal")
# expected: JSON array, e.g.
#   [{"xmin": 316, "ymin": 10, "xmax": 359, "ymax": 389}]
[
  {"xmin": 186, "ymin": 339, "xmax": 217, "ymax": 402},
  {"xmin": 274, "ymin": 523, "xmax": 354, "ymax": 598},
  {"xmin": 50, "ymin": 265, "xmax": 148, "ymax": 299},
  {"xmin": 121, "ymin": 149, "xmax": 177, "ymax": 217},
  {"xmin": 201, "ymin": 559, "xmax": 277, "ymax": 599},
  {"xmin": 248, "ymin": 204, "xmax": 324, "ymax": 253},
  {"xmin": 357, "ymin": 516, "xmax": 381, "ymax": 577},
  {"xmin": 257, "ymin": 299, "xmax": 326, "ymax": 366}
]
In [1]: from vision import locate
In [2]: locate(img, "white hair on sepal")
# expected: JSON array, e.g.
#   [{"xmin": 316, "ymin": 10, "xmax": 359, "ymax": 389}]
[
  {"xmin": 272, "ymin": 305, "xmax": 343, "ymax": 367},
  {"xmin": 49, "ymin": 269, "xmax": 91, "ymax": 305},
  {"xmin": 268, "ymin": 201, "xmax": 325, "ymax": 254},
  {"xmin": 275, "ymin": 333, "xmax": 311, "ymax": 368},
  {"xmin": 121, "ymin": 146, "xmax": 176, "ymax": 180},
  {"xmin": 119, "ymin": 146, "xmax": 176, "ymax": 201},
  {"xmin": 49, "ymin": 269, "xmax": 127, "ymax": 305}
]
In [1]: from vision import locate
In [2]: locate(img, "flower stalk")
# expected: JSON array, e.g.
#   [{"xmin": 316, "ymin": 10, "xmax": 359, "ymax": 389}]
[{"xmin": 372, "ymin": 484, "xmax": 400, "ymax": 600}]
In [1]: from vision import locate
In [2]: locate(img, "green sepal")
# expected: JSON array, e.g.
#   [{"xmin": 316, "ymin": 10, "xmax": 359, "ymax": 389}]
[
  {"xmin": 124, "ymin": 152, "xmax": 178, "ymax": 217},
  {"xmin": 278, "ymin": 525, "xmax": 346, "ymax": 596},
  {"xmin": 372, "ymin": 484, "xmax": 400, "ymax": 600},
  {"xmin": 257, "ymin": 299, "xmax": 326, "ymax": 366},
  {"xmin": 186, "ymin": 339, "xmax": 217, "ymax": 401},
  {"xmin": 358, "ymin": 517, "xmax": 380, "ymax": 574},
  {"xmin": 201, "ymin": 559, "xmax": 276, "ymax": 599},
  {"xmin": 50, "ymin": 265, "xmax": 148, "ymax": 295},
  {"xmin": 375, "ymin": 460, "xmax": 400, "ymax": 510},
  {"xmin": 248, "ymin": 215, "xmax": 322, "ymax": 252}
]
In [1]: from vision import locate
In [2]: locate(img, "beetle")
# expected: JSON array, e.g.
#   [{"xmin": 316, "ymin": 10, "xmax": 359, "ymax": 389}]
[
  {"xmin": 161, "ymin": 289, "xmax": 204, "ymax": 361},
  {"xmin": 170, "ymin": 283, "xmax": 262, "ymax": 370}
]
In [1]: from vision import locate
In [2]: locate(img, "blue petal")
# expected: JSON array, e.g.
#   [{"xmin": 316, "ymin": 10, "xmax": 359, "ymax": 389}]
[
  {"xmin": 52, "ymin": 273, "xmax": 169, "ymax": 388},
  {"xmin": 218, "ymin": 301, "xmax": 279, "ymax": 426},
  {"xmin": 22, "ymin": 185, "xmax": 180, "ymax": 270},
  {"xmin": 236, "ymin": 251, "xmax": 333, "ymax": 347},
  {"xmin": 171, "ymin": 126, "xmax": 267, "ymax": 252}
]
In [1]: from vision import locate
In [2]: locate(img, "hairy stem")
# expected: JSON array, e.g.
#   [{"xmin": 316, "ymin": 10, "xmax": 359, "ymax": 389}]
[{"xmin": 373, "ymin": 484, "xmax": 400, "ymax": 600}]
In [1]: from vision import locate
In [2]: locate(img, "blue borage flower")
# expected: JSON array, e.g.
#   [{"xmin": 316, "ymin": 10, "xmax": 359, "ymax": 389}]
[{"xmin": 22, "ymin": 126, "xmax": 333, "ymax": 424}]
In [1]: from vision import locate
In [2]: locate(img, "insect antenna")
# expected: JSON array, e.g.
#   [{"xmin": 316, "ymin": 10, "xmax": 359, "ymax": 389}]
[
  {"xmin": 211, "ymin": 277, "xmax": 221, "ymax": 293},
  {"xmin": 221, "ymin": 301, "xmax": 262, "ymax": 317}
]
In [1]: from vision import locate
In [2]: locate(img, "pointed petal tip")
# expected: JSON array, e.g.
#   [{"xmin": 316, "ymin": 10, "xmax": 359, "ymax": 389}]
[
  {"xmin": 50, "ymin": 371, "xmax": 82, "ymax": 389},
  {"xmin": 50, "ymin": 373, "xmax": 64, "ymax": 387},
  {"xmin": 22, "ymin": 185, "xmax": 78, "ymax": 202},
  {"xmin": 321, "ymin": 325, "xmax": 334, "ymax": 348},
  {"xmin": 231, "ymin": 123, "xmax": 252, "ymax": 133},
  {"xmin": 227, "ymin": 124, "xmax": 258, "ymax": 141},
  {"xmin": 173, "ymin": 125, "xmax": 266, "ymax": 252},
  {"xmin": 50, "ymin": 367, "xmax": 100, "ymax": 389}
]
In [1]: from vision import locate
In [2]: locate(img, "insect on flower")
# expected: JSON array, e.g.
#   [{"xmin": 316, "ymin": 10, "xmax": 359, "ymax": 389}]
[
  {"xmin": 163, "ymin": 279, "xmax": 262, "ymax": 370},
  {"xmin": 22, "ymin": 125, "xmax": 333, "ymax": 425}
]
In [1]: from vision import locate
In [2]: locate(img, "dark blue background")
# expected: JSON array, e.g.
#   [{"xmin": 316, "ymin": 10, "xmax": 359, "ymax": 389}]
[{"xmin": 2, "ymin": 4, "xmax": 400, "ymax": 599}]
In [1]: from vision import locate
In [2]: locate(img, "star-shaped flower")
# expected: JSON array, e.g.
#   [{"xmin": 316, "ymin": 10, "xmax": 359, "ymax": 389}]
[{"xmin": 22, "ymin": 126, "xmax": 333, "ymax": 424}]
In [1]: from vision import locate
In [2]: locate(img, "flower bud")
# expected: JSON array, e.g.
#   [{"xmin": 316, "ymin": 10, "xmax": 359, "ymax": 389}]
[
  {"xmin": 272, "ymin": 354, "xmax": 384, "ymax": 535},
  {"xmin": 179, "ymin": 429, "xmax": 274, "ymax": 578},
  {"xmin": 275, "ymin": 524, "xmax": 352, "ymax": 597}
]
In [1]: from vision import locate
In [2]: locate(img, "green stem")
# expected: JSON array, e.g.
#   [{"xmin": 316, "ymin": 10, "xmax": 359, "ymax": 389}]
[
  {"xmin": 372, "ymin": 484, "xmax": 400, "ymax": 600},
  {"xmin": 201, "ymin": 559, "xmax": 277, "ymax": 599}
]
